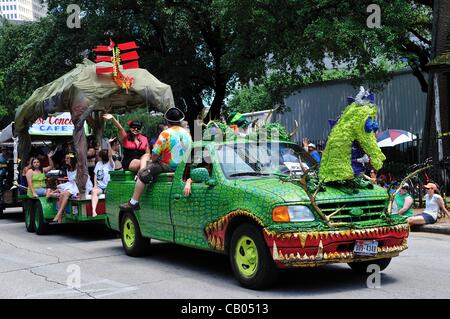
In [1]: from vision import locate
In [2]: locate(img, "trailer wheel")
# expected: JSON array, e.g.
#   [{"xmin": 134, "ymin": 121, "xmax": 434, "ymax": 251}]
[
  {"xmin": 24, "ymin": 200, "xmax": 35, "ymax": 233},
  {"xmin": 34, "ymin": 201, "xmax": 49, "ymax": 235},
  {"xmin": 348, "ymin": 258, "xmax": 392, "ymax": 274},
  {"xmin": 229, "ymin": 223, "xmax": 278, "ymax": 290},
  {"xmin": 120, "ymin": 212, "xmax": 149, "ymax": 257}
]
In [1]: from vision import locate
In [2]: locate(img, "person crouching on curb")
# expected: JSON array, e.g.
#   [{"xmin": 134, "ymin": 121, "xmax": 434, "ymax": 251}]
[
  {"xmin": 408, "ymin": 183, "xmax": 450, "ymax": 225},
  {"xmin": 91, "ymin": 144, "xmax": 115, "ymax": 217},
  {"xmin": 120, "ymin": 107, "xmax": 192, "ymax": 211}
]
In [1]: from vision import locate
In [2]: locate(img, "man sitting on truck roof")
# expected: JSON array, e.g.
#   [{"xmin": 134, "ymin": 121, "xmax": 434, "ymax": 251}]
[{"xmin": 120, "ymin": 107, "xmax": 192, "ymax": 211}]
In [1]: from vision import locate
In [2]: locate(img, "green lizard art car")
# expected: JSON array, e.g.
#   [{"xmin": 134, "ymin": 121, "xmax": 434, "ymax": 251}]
[{"xmin": 105, "ymin": 140, "xmax": 409, "ymax": 289}]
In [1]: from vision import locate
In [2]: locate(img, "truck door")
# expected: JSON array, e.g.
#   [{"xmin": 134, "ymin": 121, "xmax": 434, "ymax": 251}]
[{"xmin": 170, "ymin": 146, "xmax": 218, "ymax": 249}]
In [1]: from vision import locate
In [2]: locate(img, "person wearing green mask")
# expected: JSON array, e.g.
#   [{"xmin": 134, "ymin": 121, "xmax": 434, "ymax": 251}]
[{"xmin": 393, "ymin": 182, "xmax": 414, "ymax": 217}]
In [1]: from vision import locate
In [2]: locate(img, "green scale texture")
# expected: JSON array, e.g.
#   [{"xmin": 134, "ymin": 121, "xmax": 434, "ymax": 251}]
[{"xmin": 105, "ymin": 140, "xmax": 405, "ymax": 252}]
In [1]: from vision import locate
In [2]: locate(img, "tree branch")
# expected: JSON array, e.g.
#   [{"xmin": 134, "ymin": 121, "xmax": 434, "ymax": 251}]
[{"xmin": 408, "ymin": 28, "xmax": 432, "ymax": 46}]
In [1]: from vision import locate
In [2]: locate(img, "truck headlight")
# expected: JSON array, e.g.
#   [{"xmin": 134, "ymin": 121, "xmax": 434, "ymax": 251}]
[{"xmin": 272, "ymin": 205, "xmax": 316, "ymax": 222}]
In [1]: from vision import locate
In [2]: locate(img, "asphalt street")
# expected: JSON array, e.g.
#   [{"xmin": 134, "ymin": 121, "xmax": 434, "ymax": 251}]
[{"xmin": 0, "ymin": 208, "xmax": 449, "ymax": 299}]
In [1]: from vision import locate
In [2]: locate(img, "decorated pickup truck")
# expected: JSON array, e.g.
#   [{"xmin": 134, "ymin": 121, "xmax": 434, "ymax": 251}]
[{"xmin": 105, "ymin": 137, "xmax": 409, "ymax": 289}]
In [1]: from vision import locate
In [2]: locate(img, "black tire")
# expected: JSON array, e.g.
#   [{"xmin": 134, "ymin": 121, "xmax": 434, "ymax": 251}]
[
  {"xmin": 0, "ymin": 206, "xmax": 3, "ymax": 219},
  {"xmin": 348, "ymin": 258, "xmax": 392, "ymax": 274},
  {"xmin": 24, "ymin": 200, "xmax": 35, "ymax": 233},
  {"xmin": 229, "ymin": 223, "xmax": 278, "ymax": 290},
  {"xmin": 120, "ymin": 212, "xmax": 150, "ymax": 257},
  {"xmin": 34, "ymin": 200, "xmax": 49, "ymax": 235}
]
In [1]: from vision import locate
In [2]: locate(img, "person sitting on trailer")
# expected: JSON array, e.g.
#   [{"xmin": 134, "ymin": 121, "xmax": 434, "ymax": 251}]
[
  {"xmin": 50, "ymin": 153, "xmax": 93, "ymax": 223},
  {"xmin": 119, "ymin": 107, "xmax": 192, "ymax": 211},
  {"xmin": 25, "ymin": 151, "xmax": 55, "ymax": 198},
  {"xmin": 109, "ymin": 137, "xmax": 123, "ymax": 170},
  {"xmin": 103, "ymin": 114, "xmax": 149, "ymax": 172},
  {"xmin": 91, "ymin": 144, "xmax": 114, "ymax": 217}
]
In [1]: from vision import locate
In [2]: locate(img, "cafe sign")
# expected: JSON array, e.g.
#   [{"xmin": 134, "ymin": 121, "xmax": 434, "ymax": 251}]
[{"xmin": 29, "ymin": 112, "xmax": 74, "ymax": 136}]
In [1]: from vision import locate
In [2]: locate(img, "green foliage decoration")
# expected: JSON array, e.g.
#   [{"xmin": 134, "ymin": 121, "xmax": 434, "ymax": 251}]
[{"xmin": 319, "ymin": 102, "xmax": 386, "ymax": 182}]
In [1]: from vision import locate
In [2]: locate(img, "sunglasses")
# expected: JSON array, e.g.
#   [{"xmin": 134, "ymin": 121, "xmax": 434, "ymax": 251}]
[{"xmin": 130, "ymin": 126, "xmax": 141, "ymax": 130}]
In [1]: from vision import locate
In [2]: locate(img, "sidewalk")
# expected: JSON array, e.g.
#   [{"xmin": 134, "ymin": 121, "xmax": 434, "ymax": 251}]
[{"xmin": 409, "ymin": 208, "xmax": 450, "ymax": 235}]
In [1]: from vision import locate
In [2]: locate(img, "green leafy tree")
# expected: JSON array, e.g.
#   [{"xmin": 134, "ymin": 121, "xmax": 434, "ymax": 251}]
[
  {"xmin": 0, "ymin": 0, "xmax": 433, "ymax": 128},
  {"xmin": 216, "ymin": 0, "xmax": 432, "ymax": 92}
]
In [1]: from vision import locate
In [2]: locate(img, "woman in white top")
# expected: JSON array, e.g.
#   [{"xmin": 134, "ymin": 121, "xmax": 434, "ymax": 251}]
[
  {"xmin": 408, "ymin": 183, "xmax": 450, "ymax": 225},
  {"xmin": 51, "ymin": 154, "xmax": 93, "ymax": 223},
  {"xmin": 91, "ymin": 145, "xmax": 114, "ymax": 217}
]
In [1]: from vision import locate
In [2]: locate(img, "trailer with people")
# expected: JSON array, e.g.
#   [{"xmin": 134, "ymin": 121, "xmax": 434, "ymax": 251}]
[{"xmin": 14, "ymin": 40, "xmax": 175, "ymax": 234}]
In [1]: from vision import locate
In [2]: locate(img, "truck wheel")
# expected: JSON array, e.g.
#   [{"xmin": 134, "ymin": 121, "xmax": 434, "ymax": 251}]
[
  {"xmin": 120, "ymin": 212, "xmax": 149, "ymax": 257},
  {"xmin": 34, "ymin": 201, "xmax": 49, "ymax": 235},
  {"xmin": 348, "ymin": 258, "xmax": 392, "ymax": 274},
  {"xmin": 229, "ymin": 223, "xmax": 278, "ymax": 290},
  {"xmin": 24, "ymin": 200, "xmax": 35, "ymax": 233}
]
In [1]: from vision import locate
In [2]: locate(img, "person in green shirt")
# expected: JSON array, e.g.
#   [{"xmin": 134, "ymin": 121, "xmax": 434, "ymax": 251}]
[
  {"xmin": 394, "ymin": 182, "xmax": 414, "ymax": 217},
  {"xmin": 25, "ymin": 151, "xmax": 55, "ymax": 197}
]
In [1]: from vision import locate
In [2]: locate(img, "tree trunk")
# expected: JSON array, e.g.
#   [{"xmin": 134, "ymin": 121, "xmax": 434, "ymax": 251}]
[
  {"xmin": 424, "ymin": 0, "xmax": 450, "ymax": 191},
  {"xmin": 208, "ymin": 78, "xmax": 227, "ymax": 120}
]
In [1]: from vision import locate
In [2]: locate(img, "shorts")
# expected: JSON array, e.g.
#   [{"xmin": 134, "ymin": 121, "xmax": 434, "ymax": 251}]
[
  {"xmin": 91, "ymin": 187, "xmax": 106, "ymax": 194},
  {"xmin": 121, "ymin": 158, "xmax": 133, "ymax": 171},
  {"xmin": 34, "ymin": 188, "xmax": 47, "ymax": 196},
  {"xmin": 137, "ymin": 162, "xmax": 166, "ymax": 184},
  {"xmin": 416, "ymin": 213, "xmax": 437, "ymax": 224}
]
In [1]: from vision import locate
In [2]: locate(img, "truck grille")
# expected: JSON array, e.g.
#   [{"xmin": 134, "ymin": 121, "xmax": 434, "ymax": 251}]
[{"xmin": 317, "ymin": 200, "xmax": 387, "ymax": 223}]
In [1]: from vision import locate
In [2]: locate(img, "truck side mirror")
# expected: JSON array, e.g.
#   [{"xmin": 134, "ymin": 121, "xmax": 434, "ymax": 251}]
[{"xmin": 190, "ymin": 167, "xmax": 210, "ymax": 183}]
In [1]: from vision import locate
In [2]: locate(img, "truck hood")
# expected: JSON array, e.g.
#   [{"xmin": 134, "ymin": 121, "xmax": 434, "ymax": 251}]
[{"xmin": 235, "ymin": 177, "xmax": 388, "ymax": 204}]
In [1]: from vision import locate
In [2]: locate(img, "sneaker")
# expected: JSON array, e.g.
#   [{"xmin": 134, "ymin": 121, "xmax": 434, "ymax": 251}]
[{"xmin": 119, "ymin": 201, "xmax": 141, "ymax": 211}]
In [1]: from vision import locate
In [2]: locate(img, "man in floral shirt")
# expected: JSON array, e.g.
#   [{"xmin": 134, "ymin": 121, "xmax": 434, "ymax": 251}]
[{"xmin": 120, "ymin": 107, "xmax": 192, "ymax": 211}]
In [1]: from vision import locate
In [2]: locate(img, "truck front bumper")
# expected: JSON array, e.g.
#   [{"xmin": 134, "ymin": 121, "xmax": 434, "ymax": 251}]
[{"xmin": 263, "ymin": 224, "xmax": 409, "ymax": 268}]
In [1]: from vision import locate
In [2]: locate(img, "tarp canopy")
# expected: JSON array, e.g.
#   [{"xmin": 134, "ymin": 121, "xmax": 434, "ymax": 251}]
[
  {"xmin": 15, "ymin": 58, "xmax": 174, "ymax": 134},
  {"xmin": 0, "ymin": 122, "xmax": 14, "ymax": 143},
  {"xmin": 14, "ymin": 58, "xmax": 175, "ymax": 194}
]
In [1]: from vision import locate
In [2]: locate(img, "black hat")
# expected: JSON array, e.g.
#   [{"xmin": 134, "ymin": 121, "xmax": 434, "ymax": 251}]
[
  {"xmin": 164, "ymin": 107, "xmax": 185, "ymax": 123},
  {"xmin": 128, "ymin": 120, "xmax": 143, "ymax": 129}
]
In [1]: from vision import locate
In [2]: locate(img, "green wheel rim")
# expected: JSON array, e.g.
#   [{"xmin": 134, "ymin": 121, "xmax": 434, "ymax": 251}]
[
  {"xmin": 235, "ymin": 235, "xmax": 259, "ymax": 278},
  {"xmin": 25, "ymin": 206, "xmax": 31, "ymax": 227},
  {"xmin": 123, "ymin": 218, "xmax": 136, "ymax": 248}
]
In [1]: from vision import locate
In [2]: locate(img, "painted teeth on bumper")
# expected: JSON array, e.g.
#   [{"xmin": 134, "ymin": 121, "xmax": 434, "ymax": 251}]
[{"xmin": 264, "ymin": 224, "xmax": 410, "ymax": 267}]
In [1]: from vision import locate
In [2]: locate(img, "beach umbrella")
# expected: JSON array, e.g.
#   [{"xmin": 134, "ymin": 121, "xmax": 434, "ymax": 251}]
[{"xmin": 376, "ymin": 129, "xmax": 417, "ymax": 147}]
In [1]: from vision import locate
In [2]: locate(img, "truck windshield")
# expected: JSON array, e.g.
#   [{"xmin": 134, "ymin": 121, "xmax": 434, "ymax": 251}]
[{"xmin": 215, "ymin": 142, "xmax": 316, "ymax": 179}]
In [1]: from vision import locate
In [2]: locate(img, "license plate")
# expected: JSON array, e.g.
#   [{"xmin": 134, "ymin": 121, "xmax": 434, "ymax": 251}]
[{"xmin": 353, "ymin": 240, "xmax": 378, "ymax": 256}]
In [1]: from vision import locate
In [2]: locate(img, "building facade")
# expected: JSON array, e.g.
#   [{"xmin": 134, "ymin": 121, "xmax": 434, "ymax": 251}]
[
  {"xmin": 274, "ymin": 70, "xmax": 427, "ymax": 143},
  {"xmin": 0, "ymin": 0, "xmax": 47, "ymax": 22}
]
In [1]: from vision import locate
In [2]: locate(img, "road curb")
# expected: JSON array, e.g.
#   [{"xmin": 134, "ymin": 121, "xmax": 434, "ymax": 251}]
[{"xmin": 411, "ymin": 224, "xmax": 450, "ymax": 235}]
